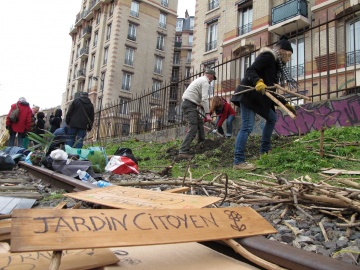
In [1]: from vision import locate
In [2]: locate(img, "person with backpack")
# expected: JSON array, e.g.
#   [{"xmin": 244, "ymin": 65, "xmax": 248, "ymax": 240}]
[
  {"xmin": 65, "ymin": 92, "xmax": 94, "ymax": 148},
  {"xmin": 6, "ymin": 97, "xmax": 32, "ymax": 147}
]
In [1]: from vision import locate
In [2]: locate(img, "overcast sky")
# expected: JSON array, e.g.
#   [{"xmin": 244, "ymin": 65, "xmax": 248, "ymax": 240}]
[{"xmin": 0, "ymin": 0, "xmax": 195, "ymax": 116}]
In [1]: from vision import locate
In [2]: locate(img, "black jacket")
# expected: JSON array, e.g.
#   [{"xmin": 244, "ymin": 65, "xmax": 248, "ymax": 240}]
[
  {"xmin": 49, "ymin": 108, "xmax": 62, "ymax": 133},
  {"xmin": 231, "ymin": 48, "xmax": 286, "ymax": 120},
  {"xmin": 66, "ymin": 96, "xmax": 95, "ymax": 130}
]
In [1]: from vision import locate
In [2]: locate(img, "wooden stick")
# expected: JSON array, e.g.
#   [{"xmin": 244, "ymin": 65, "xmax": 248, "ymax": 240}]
[
  {"xmin": 274, "ymin": 84, "xmax": 311, "ymax": 100},
  {"xmin": 223, "ymin": 239, "xmax": 287, "ymax": 270},
  {"xmin": 320, "ymin": 127, "xmax": 325, "ymax": 158},
  {"xmin": 319, "ymin": 222, "xmax": 329, "ymax": 242},
  {"xmin": 265, "ymin": 91, "xmax": 296, "ymax": 119},
  {"xmin": 49, "ymin": 250, "xmax": 62, "ymax": 270}
]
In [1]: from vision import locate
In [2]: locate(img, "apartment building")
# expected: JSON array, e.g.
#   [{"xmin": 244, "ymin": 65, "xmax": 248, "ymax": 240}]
[
  {"xmin": 192, "ymin": 0, "xmax": 360, "ymax": 103},
  {"xmin": 63, "ymin": 0, "xmax": 178, "ymax": 120}
]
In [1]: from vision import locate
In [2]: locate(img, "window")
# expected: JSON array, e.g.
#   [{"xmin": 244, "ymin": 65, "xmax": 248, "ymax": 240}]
[
  {"xmin": 96, "ymin": 10, "xmax": 101, "ymax": 24},
  {"xmin": 128, "ymin": 23, "xmax": 137, "ymax": 41},
  {"xmin": 88, "ymin": 76, "xmax": 93, "ymax": 92},
  {"xmin": 175, "ymin": 36, "xmax": 182, "ymax": 47},
  {"xmin": 79, "ymin": 81, "xmax": 84, "ymax": 92},
  {"xmin": 173, "ymin": 52, "xmax": 180, "ymax": 64},
  {"xmin": 346, "ymin": 19, "xmax": 360, "ymax": 66},
  {"xmin": 109, "ymin": 1, "xmax": 115, "ymax": 17},
  {"xmin": 103, "ymin": 47, "xmax": 109, "ymax": 65},
  {"xmin": 154, "ymin": 56, "xmax": 163, "ymax": 74},
  {"xmin": 185, "ymin": 67, "xmax": 191, "ymax": 78},
  {"xmin": 159, "ymin": 13, "xmax": 167, "ymax": 28},
  {"xmin": 106, "ymin": 23, "xmax": 112, "ymax": 40},
  {"xmin": 152, "ymin": 80, "xmax": 161, "ymax": 98},
  {"xmin": 188, "ymin": 34, "xmax": 193, "ymax": 46},
  {"xmin": 241, "ymin": 53, "xmax": 255, "ymax": 79},
  {"xmin": 156, "ymin": 34, "xmax": 165, "ymax": 50},
  {"xmin": 206, "ymin": 22, "xmax": 218, "ymax": 51},
  {"xmin": 76, "ymin": 44, "xmax": 80, "ymax": 58},
  {"xmin": 190, "ymin": 18, "xmax": 194, "ymax": 30},
  {"xmin": 119, "ymin": 97, "xmax": 130, "ymax": 114},
  {"xmin": 171, "ymin": 69, "xmax": 179, "ymax": 81},
  {"xmin": 186, "ymin": 51, "xmax": 192, "ymax": 63},
  {"xmin": 122, "ymin": 72, "xmax": 132, "ymax": 91},
  {"xmin": 289, "ymin": 37, "xmax": 305, "ymax": 77},
  {"xmin": 125, "ymin": 47, "xmax": 134, "ymax": 66},
  {"xmin": 90, "ymin": 53, "xmax": 96, "ymax": 69},
  {"xmin": 209, "ymin": 0, "xmax": 219, "ymax": 11},
  {"xmin": 238, "ymin": 6, "xmax": 252, "ymax": 35},
  {"xmin": 176, "ymin": 19, "xmax": 183, "ymax": 31},
  {"xmin": 130, "ymin": 1, "xmax": 139, "ymax": 17},
  {"xmin": 74, "ymin": 65, "xmax": 77, "ymax": 79},
  {"xmin": 93, "ymin": 31, "xmax": 98, "ymax": 47}
]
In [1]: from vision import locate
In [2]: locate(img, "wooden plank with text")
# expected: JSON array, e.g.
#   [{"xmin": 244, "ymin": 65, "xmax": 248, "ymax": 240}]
[
  {"xmin": 0, "ymin": 248, "xmax": 119, "ymax": 270},
  {"xmin": 64, "ymin": 186, "xmax": 221, "ymax": 209},
  {"xmin": 11, "ymin": 208, "xmax": 277, "ymax": 252}
]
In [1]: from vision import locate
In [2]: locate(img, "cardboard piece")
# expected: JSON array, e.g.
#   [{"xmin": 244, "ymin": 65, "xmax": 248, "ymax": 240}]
[
  {"xmin": 101, "ymin": 242, "xmax": 260, "ymax": 270},
  {"xmin": 64, "ymin": 186, "xmax": 221, "ymax": 209},
  {"xmin": 11, "ymin": 207, "xmax": 277, "ymax": 252},
  {"xmin": 0, "ymin": 248, "xmax": 119, "ymax": 270}
]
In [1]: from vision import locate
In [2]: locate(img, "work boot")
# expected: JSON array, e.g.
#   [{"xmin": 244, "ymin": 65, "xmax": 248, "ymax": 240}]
[
  {"xmin": 178, "ymin": 153, "xmax": 194, "ymax": 159},
  {"xmin": 233, "ymin": 162, "xmax": 256, "ymax": 171}
]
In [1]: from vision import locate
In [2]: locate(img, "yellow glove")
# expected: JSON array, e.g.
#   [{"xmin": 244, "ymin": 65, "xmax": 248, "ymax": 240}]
[
  {"xmin": 285, "ymin": 103, "xmax": 297, "ymax": 116},
  {"xmin": 255, "ymin": 79, "xmax": 267, "ymax": 95}
]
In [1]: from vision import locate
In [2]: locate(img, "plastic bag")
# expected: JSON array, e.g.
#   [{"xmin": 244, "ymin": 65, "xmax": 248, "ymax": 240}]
[
  {"xmin": 105, "ymin": 156, "xmax": 139, "ymax": 175},
  {"xmin": 0, "ymin": 151, "xmax": 15, "ymax": 171}
]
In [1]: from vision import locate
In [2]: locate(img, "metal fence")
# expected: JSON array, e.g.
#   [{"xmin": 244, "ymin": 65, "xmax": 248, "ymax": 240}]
[{"xmin": 87, "ymin": 6, "xmax": 359, "ymax": 142}]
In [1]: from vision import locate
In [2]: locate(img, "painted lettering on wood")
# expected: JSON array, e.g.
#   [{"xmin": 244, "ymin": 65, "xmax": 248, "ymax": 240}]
[{"xmin": 11, "ymin": 207, "xmax": 276, "ymax": 252}]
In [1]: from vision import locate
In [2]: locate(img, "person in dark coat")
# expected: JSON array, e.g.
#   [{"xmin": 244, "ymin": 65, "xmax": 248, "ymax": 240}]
[
  {"xmin": 35, "ymin": 111, "xmax": 46, "ymax": 136},
  {"xmin": 49, "ymin": 108, "xmax": 62, "ymax": 133},
  {"xmin": 230, "ymin": 35, "xmax": 298, "ymax": 171},
  {"xmin": 210, "ymin": 96, "xmax": 236, "ymax": 138},
  {"xmin": 5, "ymin": 97, "xmax": 33, "ymax": 147},
  {"xmin": 65, "ymin": 92, "xmax": 94, "ymax": 148}
]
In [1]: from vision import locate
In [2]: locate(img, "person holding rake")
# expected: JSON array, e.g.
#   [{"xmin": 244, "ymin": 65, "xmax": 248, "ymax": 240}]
[{"xmin": 230, "ymin": 35, "xmax": 298, "ymax": 170}]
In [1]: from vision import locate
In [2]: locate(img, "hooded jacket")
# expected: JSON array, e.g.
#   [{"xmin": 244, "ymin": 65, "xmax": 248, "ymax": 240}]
[
  {"xmin": 66, "ymin": 96, "xmax": 94, "ymax": 130},
  {"xmin": 231, "ymin": 47, "xmax": 286, "ymax": 119},
  {"xmin": 49, "ymin": 108, "xmax": 63, "ymax": 133},
  {"xmin": 6, "ymin": 101, "xmax": 32, "ymax": 133}
]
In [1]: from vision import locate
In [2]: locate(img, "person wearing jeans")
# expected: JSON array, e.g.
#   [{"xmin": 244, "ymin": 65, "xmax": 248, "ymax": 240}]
[{"xmin": 231, "ymin": 35, "xmax": 298, "ymax": 170}]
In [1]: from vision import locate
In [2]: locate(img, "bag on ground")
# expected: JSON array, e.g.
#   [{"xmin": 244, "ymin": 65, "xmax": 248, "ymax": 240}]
[{"xmin": 105, "ymin": 156, "xmax": 139, "ymax": 175}]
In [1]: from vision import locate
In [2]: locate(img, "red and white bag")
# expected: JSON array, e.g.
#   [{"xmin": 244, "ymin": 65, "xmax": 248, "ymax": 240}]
[{"xmin": 105, "ymin": 156, "xmax": 139, "ymax": 175}]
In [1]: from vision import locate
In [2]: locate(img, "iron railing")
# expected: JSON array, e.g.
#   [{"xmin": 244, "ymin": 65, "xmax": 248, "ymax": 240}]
[{"xmin": 272, "ymin": 0, "xmax": 308, "ymax": 25}]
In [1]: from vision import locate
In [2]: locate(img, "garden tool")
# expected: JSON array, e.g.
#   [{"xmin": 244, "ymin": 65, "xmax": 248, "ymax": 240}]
[{"xmin": 196, "ymin": 110, "xmax": 225, "ymax": 138}]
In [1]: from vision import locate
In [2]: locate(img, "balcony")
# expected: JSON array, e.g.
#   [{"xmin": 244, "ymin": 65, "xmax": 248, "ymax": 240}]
[
  {"xmin": 84, "ymin": 8, "xmax": 94, "ymax": 21},
  {"xmin": 74, "ymin": 12, "xmax": 82, "ymax": 27},
  {"xmin": 238, "ymin": 22, "xmax": 252, "ymax": 36},
  {"xmin": 268, "ymin": 0, "xmax": 311, "ymax": 36},
  {"xmin": 130, "ymin": 10, "xmax": 139, "ymax": 17},
  {"xmin": 154, "ymin": 68, "xmax": 162, "ymax": 75},
  {"xmin": 127, "ymin": 34, "xmax": 136, "ymax": 41},
  {"xmin": 206, "ymin": 40, "xmax": 217, "ymax": 52},
  {"xmin": 92, "ymin": 0, "xmax": 101, "ymax": 11},
  {"xmin": 82, "ymin": 26, "xmax": 92, "ymax": 39},
  {"xmin": 159, "ymin": 22, "xmax": 166, "ymax": 29},
  {"xmin": 76, "ymin": 69, "xmax": 86, "ymax": 81},
  {"xmin": 161, "ymin": 0, "xmax": 168, "ymax": 8},
  {"xmin": 347, "ymin": 50, "xmax": 360, "ymax": 67},
  {"xmin": 174, "ymin": 41, "xmax": 182, "ymax": 48},
  {"xmin": 69, "ymin": 25, "xmax": 77, "ymax": 34},
  {"xmin": 79, "ymin": 47, "xmax": 89, "ymax": 60},
  {"xmin": 124, "ymin": 58, "xmax": 133, "ymax": 66}
]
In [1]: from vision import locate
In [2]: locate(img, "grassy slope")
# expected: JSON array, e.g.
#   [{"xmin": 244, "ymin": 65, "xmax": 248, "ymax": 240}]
[{"xmin": 105, "ymin": 126, "xmax": 360, "ymax": 182}]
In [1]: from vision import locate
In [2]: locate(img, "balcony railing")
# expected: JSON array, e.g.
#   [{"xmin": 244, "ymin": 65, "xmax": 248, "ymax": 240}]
[
  {"xmin": 290, "ymin": 64, "xmax": 305, "ymax": 77},
  {"xmin": 347, "ymin": 50, "xmax": 360, "ymax": 66},
  {"xmin": 77, "ymin": 69, "xmax": 86, "ymax": 79},
  {"xmin": 156, "ymin": 44, "xmax": 164, "ymax": 51},
  {"xmin": 208, "ymin": 0, "xmax": 219, "ymax": 11},
  {"xmin": 159, "ymin": 22, "xmax": 166, "ymax": 29},
  {"xmin": 122, "ymin": 84, "xmax": 130, "ymax": 91},
  {"xmin": 161, "ymin": 0, "xmax": 168, "ymax": 7},
  {"xmin": 206, "ymin": 40, "xmax": 217, "ymax": 52},
  {"xmin": 79, "ymin": 47, "xmax": 89, "ymax": 59},
  {"xmin": 238, "ymin": 22, "xmax": 252, "ymax": 36},
  {"xmin": 154, "ymin": 67, "xmax": 162, "ymax": 74},
  {"xmin": 82, "ymin": 26, "xmax": 92, "ymax": 38},
  {"xmin": 127, "ymin": 34, "xmax": 136, "ymax": 41},
  {"xmin": 272, "ymin": 0, "xmax": 308, "ymax": 25},
  {"xmin": 130, "ymin": 10, "xmax": 139, "ymax": 17},
  {"xmin": 174, "ymin": 41, "xmax": 182, "ymax": 47},
  {"xmin": 124, "ymin": 58, "xmax": 133, "ymax": 66}
]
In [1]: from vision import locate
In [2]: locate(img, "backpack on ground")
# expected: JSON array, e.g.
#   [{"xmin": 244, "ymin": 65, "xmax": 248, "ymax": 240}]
[{"xmin": 9, "ymin": 103, "xmax": 20, "ymax": 123}]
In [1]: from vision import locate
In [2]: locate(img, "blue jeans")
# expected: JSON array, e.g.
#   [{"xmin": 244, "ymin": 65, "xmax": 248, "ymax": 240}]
[
  {"xmin": 234, "ymin": 104, "xmax": 277, "ymax": 164},
  {"xmin": 66, "ymin": 127, "xmax": 87, "ymax": 148},
  {"xmin": 216, "ymin": 115, "xmax": 235, "ymax": 137},
  {"xmin": 9, "ymin": 130, "xmax": 24, "ymax": 147}
]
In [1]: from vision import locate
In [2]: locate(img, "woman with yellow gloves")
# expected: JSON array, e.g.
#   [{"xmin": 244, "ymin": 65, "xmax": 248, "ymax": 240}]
[{"xmin": 230, "ymin": 35, "xmax": 298, "ymax": 170}]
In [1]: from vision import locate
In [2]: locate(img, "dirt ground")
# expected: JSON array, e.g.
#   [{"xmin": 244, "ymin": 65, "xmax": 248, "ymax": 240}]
[{"xmin": 163, "ymin": 134, "xmax": 296, "ymax": 165}]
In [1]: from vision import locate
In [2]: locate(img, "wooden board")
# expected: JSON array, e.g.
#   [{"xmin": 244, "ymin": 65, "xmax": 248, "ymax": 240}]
[
  {"xmin": 0, "ymin": 248, "xmax": 119, "ymax": 270},
  {"xmin": 11, "ymin": 207, "xmax": 277, "ymax": 252},
  {"xmin": 321, "ymin": 168, "xmax": 360, "ymax": 175},
  {"xmin": 101, "ymin": 243, "xmax": 260, "ymax": 270},
  {"xmin": 64, "ymin": 186, "xmax": 221, "ymax": 209}
]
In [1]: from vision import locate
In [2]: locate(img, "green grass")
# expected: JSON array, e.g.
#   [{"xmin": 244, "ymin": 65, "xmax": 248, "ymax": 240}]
[{"xmin": 103, "ymin": 126, "xmax": 360, "ymax": 182}]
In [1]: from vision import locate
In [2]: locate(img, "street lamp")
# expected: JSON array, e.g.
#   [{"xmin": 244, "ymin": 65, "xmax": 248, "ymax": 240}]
[{"xmin": 93, "ymin": 76, "xmax": 104, "ymax": 141}]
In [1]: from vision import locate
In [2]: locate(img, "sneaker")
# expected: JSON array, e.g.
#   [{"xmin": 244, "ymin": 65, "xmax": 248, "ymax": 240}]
[
  {"xmin": 178, "ymin": 153, "xmax": 194, "ymax": 159},
  {"xmin": 233, "ymin": 162, "xmax": 256, "ymax": 171}
]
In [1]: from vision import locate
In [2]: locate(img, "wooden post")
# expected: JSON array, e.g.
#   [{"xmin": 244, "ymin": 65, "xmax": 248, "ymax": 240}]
[{"xmin": 49, "ymin": 250, "xmax": 62, "ymax": 270}]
